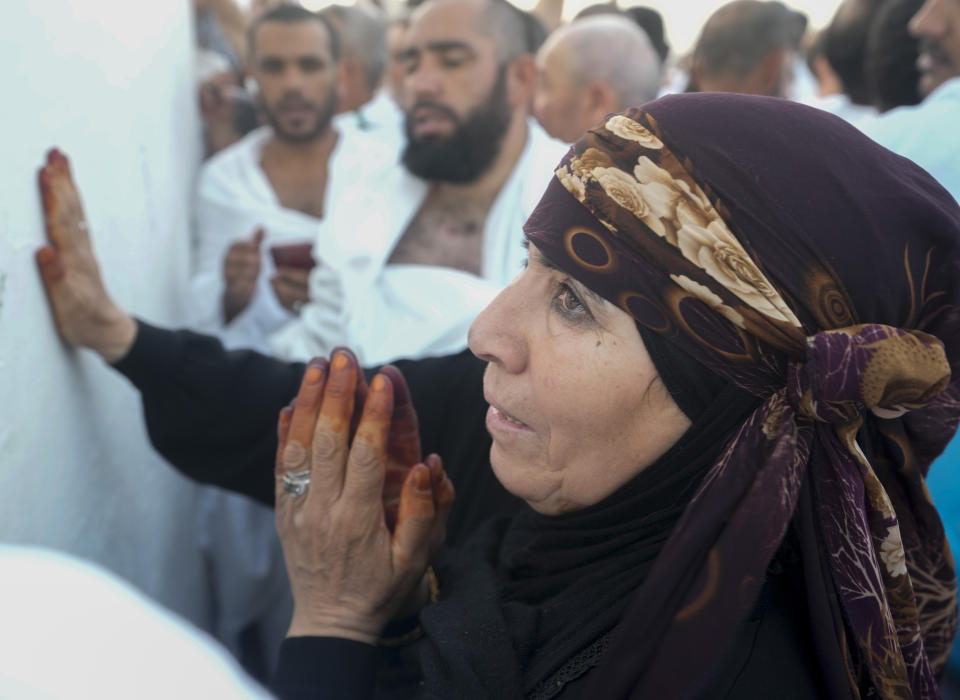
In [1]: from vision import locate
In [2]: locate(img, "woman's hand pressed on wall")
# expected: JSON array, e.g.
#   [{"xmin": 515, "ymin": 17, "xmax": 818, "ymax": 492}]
[
  {"xmin": 274, "ymin": 350, "xmax": 454, "ymax": 643},
  {"xmin": 35, "ymin": 149, "xmax": 137, "ymax": 363}
]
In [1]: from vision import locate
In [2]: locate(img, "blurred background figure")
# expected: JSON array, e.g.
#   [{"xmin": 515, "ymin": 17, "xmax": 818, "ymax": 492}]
[
  {"xmin": 384, "ymin": 13, "xmax": 411, "ymax": 109},
  {"xmin": 572, "ymin": 3, "xmax": 671, "ymax": 65},
  {"xmin": 534, "ymin": 15, "xmax": 661, "ymax": 142},
  {"xmin": 688, "ymin": 0, "xmax": 807, "ymax": 96},
  {"xmin": 194, "ymin": 0, "xmax": 258, "ymax": 157},
  {"xmin": 864, "ymin": 0, "xmax": 924, "ymax": 111},
  {"xmin": 805, "ymin": 0, "xmax": 922, "ymax": 120},
  {"xmin": 802, "ymin": 0, "xmax": 880, "ymax": 121},
  {"xmin": 324, "ymin": 3, "xmax": 403, "ymax": 153},
  {"xmin": 863, "ymin": 0, "xmax": 960, "ymax": 202},
  {"xmin": 911, "ymin": 0, "xmax": 960, "ymax": 96}
]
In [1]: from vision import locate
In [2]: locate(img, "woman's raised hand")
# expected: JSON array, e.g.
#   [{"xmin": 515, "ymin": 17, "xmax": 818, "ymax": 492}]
[
  {"xmin": 35, "ymin": 149, "xmax": 137, "ymax": 362},
  {"xmin": 275, "ymin": 350, "xmax": 454, "ymax": 643}
]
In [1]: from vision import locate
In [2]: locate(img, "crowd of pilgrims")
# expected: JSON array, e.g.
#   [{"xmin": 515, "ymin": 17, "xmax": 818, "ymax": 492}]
[{"xmin": 16, "ymin": 0, "xmax": 960, "ymax": 697}]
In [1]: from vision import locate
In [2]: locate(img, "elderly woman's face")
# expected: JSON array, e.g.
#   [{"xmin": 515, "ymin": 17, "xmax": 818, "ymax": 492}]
[{"xmin": 468, "ymin": 243, "xmax": 691, "ymax": 515}]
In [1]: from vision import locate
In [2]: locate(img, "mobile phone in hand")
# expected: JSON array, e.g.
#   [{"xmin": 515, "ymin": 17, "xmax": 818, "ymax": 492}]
[{"xmin": 270, "ymin": 243, "xmax": 316, "ymax": 271}]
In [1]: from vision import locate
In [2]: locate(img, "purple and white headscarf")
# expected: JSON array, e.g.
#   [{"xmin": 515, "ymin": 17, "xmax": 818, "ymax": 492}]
[{"xmin": 525, "ymin": 93, "xmax": 960, "ymax": 699}]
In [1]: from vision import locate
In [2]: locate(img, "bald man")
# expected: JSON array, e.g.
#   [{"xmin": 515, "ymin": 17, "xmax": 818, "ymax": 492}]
[{"xmin": 534, "ymin": 16, "xmax": 661, "ymax": 143}]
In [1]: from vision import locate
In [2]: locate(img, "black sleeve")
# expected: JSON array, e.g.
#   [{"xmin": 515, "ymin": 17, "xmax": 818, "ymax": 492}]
[
  {"xmin": 272, "ymin": 637, "xmax": 378, "ymax": 700},
  {"xmin": 113, "ymin": 322, "xmax": 522, "ymax": 539},
  {"xmin": 112, "ymin": 321, "xmax": 306, "ymax": 506}
]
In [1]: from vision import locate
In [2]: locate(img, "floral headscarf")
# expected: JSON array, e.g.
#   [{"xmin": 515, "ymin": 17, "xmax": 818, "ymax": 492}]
[{"xmin": 524, "ymin": 94, "xmax": 960, "ymax": 699}]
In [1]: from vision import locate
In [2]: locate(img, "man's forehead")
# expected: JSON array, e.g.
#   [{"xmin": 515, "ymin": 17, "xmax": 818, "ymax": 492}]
[
  {"xmin": 407, "ymin": 0, "xmax": 492, "ymax": 45},
  {"xmin": 253, "ymin": 20, "xmax": 332, "ymax": 55}
]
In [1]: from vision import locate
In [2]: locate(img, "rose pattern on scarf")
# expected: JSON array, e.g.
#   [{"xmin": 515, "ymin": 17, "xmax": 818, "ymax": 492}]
[
  {"xmin": 881, "ymin": 526, "xmax": 909, "ymax": 578},
  {"xmin": 605, "ymin": 114, "xmax": 665, "ymax": 149},
  {"xmin": 669, "ymin": 274, "xmax": 744, "ymax": 327}
]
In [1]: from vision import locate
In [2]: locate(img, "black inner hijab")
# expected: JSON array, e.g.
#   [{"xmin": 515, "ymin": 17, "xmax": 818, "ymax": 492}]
[{"xmin": 494, "ymin": 330, "xmax": 761, "ymax": 693}]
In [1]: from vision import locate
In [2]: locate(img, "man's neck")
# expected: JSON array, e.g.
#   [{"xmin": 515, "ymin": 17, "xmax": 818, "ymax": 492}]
[
  {"xmin": 431, "ymin": 112, "xmax": 530, "ymax": 206},
  {"xmin": 263, "ymin": 127, "xmax": 338, "ymax": 165}
]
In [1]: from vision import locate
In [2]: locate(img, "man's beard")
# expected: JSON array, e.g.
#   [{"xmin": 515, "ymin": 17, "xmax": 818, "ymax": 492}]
[
  {"xmin": 402, "ymin": 67, "xmax": 512, "ymax": 183},
  {"xmin": 260, "ymin": 88, "xmax": 337, "ymax": 143}
]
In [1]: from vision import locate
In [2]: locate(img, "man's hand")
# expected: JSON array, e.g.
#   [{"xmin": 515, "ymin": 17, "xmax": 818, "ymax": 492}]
[
  {"xmin": 35, "ymin": 149, "xmax": 137, "ymax": 363},
  {"xmin": 223, "ymin": 228, "xmax": 265, "ymax": 323},
  {"xmin": 271, "ymin": 266, "xmax": 311, "ymax": 313}
]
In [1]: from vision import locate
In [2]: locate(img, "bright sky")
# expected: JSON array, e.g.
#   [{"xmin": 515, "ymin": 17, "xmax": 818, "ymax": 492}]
[{"xmin": 247, "ymin": 0, "xmax": 845, "ymax": 57}]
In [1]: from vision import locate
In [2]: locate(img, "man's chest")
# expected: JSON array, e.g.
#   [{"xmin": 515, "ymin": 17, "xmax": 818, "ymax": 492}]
[
  {"xmin": 387, "ymin": 196, "xmax": 490, "ymax": 276},
  {"xmin": 262, "ymin": 164, "xmax": 328, "ymax": 220}
]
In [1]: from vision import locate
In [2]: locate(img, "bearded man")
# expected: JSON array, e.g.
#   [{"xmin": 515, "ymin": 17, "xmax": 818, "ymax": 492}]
[{"xmin": 269, "ymin": 0, "xmax": 567, "ymax": 366}]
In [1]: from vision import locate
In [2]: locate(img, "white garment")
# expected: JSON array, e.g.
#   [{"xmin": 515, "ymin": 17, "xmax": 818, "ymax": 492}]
[
  {"xmin": 800, "ymin": 93, "xmax": 878, "ymax": 128},
  {"xmin": 192, "ymin": 125, "xmax": 360, "ymax": 353},
  {"xmin": 0, "ymin": 545, "xmax": 270, "ymax": 700},
  {"xmin": 332, "ymin": 91, "xmax": 404, "ymax": 170},
  {"xmin": 269, "ymin": 120, "xmax": 569, "ymax": 365},
  {"xmin": 861, "ymin": 77, "xmax": 960, "ymax": 204}
]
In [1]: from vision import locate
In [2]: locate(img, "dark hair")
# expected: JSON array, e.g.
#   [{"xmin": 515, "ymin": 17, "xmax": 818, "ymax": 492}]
[
  {"xmin": 823, "ymin": 0, "xmax": 880, "ymax": 106},
  {"xmin": 694, "ymin": 0, "xmax": 807, "ymax": 80},
  {"xmin": 865, "ymin": 0, "xmax": 923, "ymax": 111},
  {"xmin": 247, "ymin": 4, "xmax": 341, "ymax": 61},
  {"xmin": 624, "ymin": 7, "xmax": 670, "ymax": 63}
]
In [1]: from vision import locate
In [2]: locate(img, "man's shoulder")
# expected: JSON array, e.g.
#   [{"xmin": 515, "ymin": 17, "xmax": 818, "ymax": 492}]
[
  {"xmin": 197, "ymin": 127, "xmax": 274, "ymax": 205},
  {"xmin": 200, "ymin": 127, "xmax": 272, "ymax": 182}
]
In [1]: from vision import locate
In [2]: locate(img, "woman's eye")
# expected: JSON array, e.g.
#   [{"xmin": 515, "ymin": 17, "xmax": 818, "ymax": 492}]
[{"xmin": 554, "ymin": 283, "xmax": 587, "ymax": 317}]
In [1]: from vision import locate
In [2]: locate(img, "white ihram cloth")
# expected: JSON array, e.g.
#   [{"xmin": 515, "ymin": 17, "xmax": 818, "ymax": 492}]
[
  {"xmin": 332, "ymin": 90, "xmax": 404, "ymax": 167},
  {"xmin": 0, "ymin": 545, "xmax": 269, "ymax": 700},
  {"xmin": 191, "ymin": 124, "xmax": 387, "ymax": 353},
  {"xmin": 861, "ymin": 77, "xmax": 960, "ymax": 204},
  {"xmin": 269, "ymin": 120, "xmax": 568, "ymax": 365}
]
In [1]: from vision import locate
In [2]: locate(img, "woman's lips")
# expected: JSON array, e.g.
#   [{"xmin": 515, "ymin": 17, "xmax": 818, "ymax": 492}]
[{"xmin": 486, "ymin": 404, "xmax": 533, "ymax": 434}]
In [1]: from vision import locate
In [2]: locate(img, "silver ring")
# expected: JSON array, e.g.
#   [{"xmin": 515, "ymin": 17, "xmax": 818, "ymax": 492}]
[
  {"xmin": 282, "ymin": 469, "xmax": 311, "ymax": 498},
  {"xmin": 77, "ymin": 221, "xmax": 88, "ymax": 231}
]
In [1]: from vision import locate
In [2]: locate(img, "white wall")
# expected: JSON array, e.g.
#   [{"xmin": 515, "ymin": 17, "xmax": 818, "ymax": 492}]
[{"xmin": 0, "ymin": 2, "xmax": 214, "ymax": 626}]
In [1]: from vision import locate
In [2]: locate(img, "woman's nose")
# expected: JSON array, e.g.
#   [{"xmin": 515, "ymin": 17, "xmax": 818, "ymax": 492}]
[{"xmin": 468, "ymin": 282, "xmax": 529, "ymax": 374}]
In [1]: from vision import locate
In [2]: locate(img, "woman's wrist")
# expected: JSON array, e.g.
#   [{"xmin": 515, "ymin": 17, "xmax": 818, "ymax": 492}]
[
  {"xmin": 287, "ymin": 568, "xmax": 440, "ymax": 646},
  {"xmin": 286, "ymin": 611, "xmax": 385, "ymax": 645}
]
